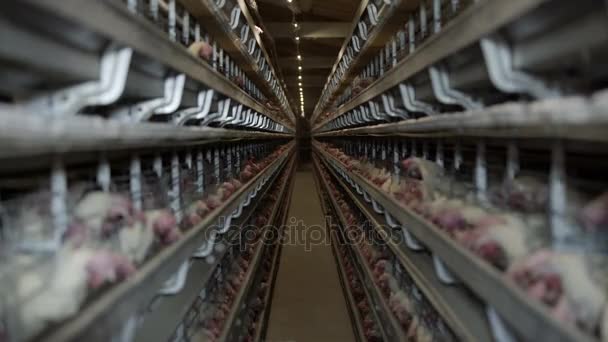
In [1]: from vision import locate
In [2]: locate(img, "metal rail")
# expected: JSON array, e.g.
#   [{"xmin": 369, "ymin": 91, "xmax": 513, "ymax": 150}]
[
  {"xmin": 316, "ymin": 153, "xmax": 493, "ymax": 342},
  {"xmin": 0, "ymin": 107, "xmax": 290, "ymax": 162},
  {"xmin": 329, "ymin": 228, "xmax": 373, "ymax": 342},
  {"xmin": 217, "ymin": 157, "xmax": 294, "ymax": 342},
  {"xmin": 42, "ymin": 144, "xmax": 294, "ymax": 342},
  {"xmin": 0, "ymin": 108, "xmax": 289, "ymax": 159},
  {"xmin": 133, "ymin": 155, "xmax": 291, "ymax": 342},
  {"xmin": 315, "ymin": 158, "xmax": 408, "ymax": 342},
  {"xmin": 314, "ymin": 143, "xmax": 594, "ymax": 342},
  {"xmin": 314, "ymin": 92, "xmax": 608, "ymax": 142},
  {"xmin": 251, "ymin": 160, "xmax": 297, "ymax": 342},
  {"xmin": 312, "ymin": 166, "xmax": 366, "ymax": 342}
]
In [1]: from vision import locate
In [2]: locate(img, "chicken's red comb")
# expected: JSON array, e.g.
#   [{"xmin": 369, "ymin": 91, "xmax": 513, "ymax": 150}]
[{"xmin": 400, "ymin": 158, "xmax": 416, "ymax": 170}]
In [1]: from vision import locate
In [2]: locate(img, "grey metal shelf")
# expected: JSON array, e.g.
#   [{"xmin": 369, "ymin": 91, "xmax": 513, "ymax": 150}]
[
  {"xmin": 0, "ymin": 107, "xmax": 290, "ymax": 161},
  {"xmin": 14, "ymin": 0, "xmax": 293, "ymax": 130},
  {"xmin": 312, "ymin": 0, "xmax": 421, "ymax": 120},
  {"xmin": 311, "ymin": 0, "xmax": 369, "ymax": 122},
  {"xmin": 314, "ymin": 91, "xmax": 608, "ymax": 142},
  {"xmin": 314, "ymin": 143, "xmax": 594, "ymax": 342},
  {"xmin": 41, "ymin": 145, "xmax": 294, "ymax": 342},
  {"xmin": 313, "ymin": 0, "xmax": 549, "ymax": 131},
  {"xmin": 179, "ymin": 0, "xmax": 295, "ymax": 124}
]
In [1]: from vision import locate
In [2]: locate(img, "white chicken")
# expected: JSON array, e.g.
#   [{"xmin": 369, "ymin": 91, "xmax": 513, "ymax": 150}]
[
  {"xmin": 188, "ymin": 41, "xmax": 213, "ymax": 62},
  {"xmin": 117, "ymin": 214, "xmax": 153, "ymax": 264},
  {"xmin": 15, "ymin": 243, "xmax": 134, "ymax": 337},
  {"xmin": 73, "ymin": 191, "xmax": 133, "ymax": 239},
  {"xmin": 389, "ymin": 290, "xmax": 414, "ymax": 329},
  {"xmin": 507, "ymin": 249, "xmax": 608, "ymax": 334},
  {"xmin": 16, "ymin": 247, "xmax": 92, "ymax": 336}
]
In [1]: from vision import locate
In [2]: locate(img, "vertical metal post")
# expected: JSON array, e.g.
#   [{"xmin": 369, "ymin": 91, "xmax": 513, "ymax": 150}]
[
  {"xmin": 372, "ymin": 141, "xmax": 377, "ymax": 161},
  {"xmin": 214, "ymin": 148, "xmax": 221, "ymax": 183},
  {"xmin": 212, "ymin": 42, "xmax": 218, "ymax": 70},
  {"xmin": 550, "ymin": 141, "xmax": 569, "ymax": 248},
  {"xmin": 454, "ymin": 141, "xmax": 462, "ymax": 170},
  {"xmin": 150, "ymin": 0, "xmax": 159, "ymax": 21},
  {"xmin": 171, "ymin": 153, "xmax": 182, "ymax": 221},
  {"xmin": 433, "ymin": 0, "xmax": 442, "ymax": 33},
  {"xmin": 452, "ymin": 0, "xmax": 460, "ymax": 13},
  {"xmin": 196, "ymin": 151, "xmax": 204, "ymax": 194},
  {"xmin": 130, "ymin": 155, "xmax": 143, "ymax": 211},
  {"xmin": 398, "ymin": 30, "xmax": 406, "ymax": 53},
  {"xmin": 392, "ymin": 38, "xmax": 398, "ymax": 67},
  {"xmin": 226, "ymin": 146, "xmax": 233, "ymax": 178},
  {"xmin": 206, "ymin": 149, "xmax": 212, "ymax": 163},
  {"xmin": 97, "ymin": 156, "xmax": 111, "ymax": 192},
  {"xmin": 475, "ymin": 141, "xmax": 487, "ymax": 202},
  {"xmin": 185, "ymin": 151, "xmax": 193, "ymax": 169},
  {"xmin": 379, "ymin": 47, "xmax": 385, "ymax": 76},
  {"xmin": 219, "ymin": 49, "xmax": 224, "ymax": 74},
  {"xmin": 168, "ymin": 0, "xmax": 176, "ymax": 41},
  {"xmin": 422, "ymin": 141, "xmax": 429, "ymax": 159},
  {"xmin": 154, "ymin": 154, "xmax": 163, "ymax": 178},
  {"xmin": 236, "ymin": 145, "xmax": 242, "ymax": 173},
  {"xmin": 127, "ymin": 0, "xmax": 138, "ymax": 13},
  {"xmin": 51, "ymin": 158, "xmax": 68, "ymax": 247},
  {"xmin": 420, "ymin": 3, "xmax": 427, "ymax": 39},
  {"xmin": 194, "ymin": 23, "xmax": 201, "ymax": 42},
  {"xmin": 393, "ymin": 140, "xmax": 400, "ymax": 175},
  {"xmin": 506, "ymin": 141, "xmax": 519, "ymax": 181},
  {"xmin": 436, "ymin": 141, "xmax": 444, "ymax": 168},
  {"xmin": 409, "ymin": 16, "xmax": 416, "ymax": 54},
  {"xmin": 182, "ymin": 13, "xmax": 190, "ymax": 45}
]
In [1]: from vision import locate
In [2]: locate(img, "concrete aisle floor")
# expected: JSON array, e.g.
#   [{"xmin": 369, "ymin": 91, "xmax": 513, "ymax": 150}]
[{"xmin": 265, "ymin": 168, "xmax": 354, "ymax": 342}]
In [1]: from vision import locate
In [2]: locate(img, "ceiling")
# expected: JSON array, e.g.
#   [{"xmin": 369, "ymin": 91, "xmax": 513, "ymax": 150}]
[{"xmin": 246, "ymin": 0, "xmax": 360, "ymax": 119}]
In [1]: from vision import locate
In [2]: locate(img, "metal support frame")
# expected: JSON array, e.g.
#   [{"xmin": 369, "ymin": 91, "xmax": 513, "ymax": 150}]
[
  {"xmin": 201, "ymin": 98, "xmax": 230, "ymax": 127},
  {"xmin": 112, "ymin": 74, "xmax": 186, "ymax": 122},
  {"xmin": 22, "ymin": 47, "xmax": 132, "ymax": 117},
  {"xmin": 429, "ymin": 64, "xmax": 483, "ymax": 110},
  {"xmin": 172, "ymin": 90, "xmax": 214, "ymax": 125},
  {"xmin": 399, "ymin": 83, "xmax": 436, "ymax": 116},
  {"xmin": 480, "ymin": 33, "xmax": 561, "ymax": 99}
]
